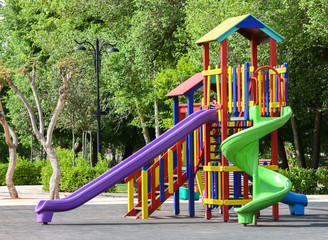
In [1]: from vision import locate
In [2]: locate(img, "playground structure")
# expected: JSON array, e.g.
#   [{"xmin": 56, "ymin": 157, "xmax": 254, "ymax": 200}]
[{"xmin": 35, "ymin": 14, "xmax": 307, "ymax": 225}]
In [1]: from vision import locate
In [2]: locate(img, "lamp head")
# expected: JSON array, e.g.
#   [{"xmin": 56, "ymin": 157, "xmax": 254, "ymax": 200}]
[
  {"xmin": 73, "ymin": 45, "xmax": 87, "ymax": 51},
  {"xmin": 106, "ymin": 47, "xmax": 119, "ymax": 53}
]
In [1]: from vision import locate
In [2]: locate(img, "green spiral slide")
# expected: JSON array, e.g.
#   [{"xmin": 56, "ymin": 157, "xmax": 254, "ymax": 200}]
[{"xmin": 221, "ymin": 105, "xmax": 292, "ymax": 225}]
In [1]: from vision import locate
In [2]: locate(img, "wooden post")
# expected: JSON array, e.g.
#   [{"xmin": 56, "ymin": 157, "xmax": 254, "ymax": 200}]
[
  {"xmin": 203, "ymin": 43, "xmax": 209, "ymax": 108},
  {"xmin": 251, "ymin": 35, "xmax": 258, "ymax": 102},
  {"xmin": 220, "ymin": 39, "xmax": 229, "ymax": 222},
  {"xmin": 202, "ymin": 42, "xmax": 212, "ymax": 219},
  {"xmin": 270, "ymin": 38, "xmax": 279, "ymax": 220},
  {"xmin": 173, "ymin": 97, "xmax": 180, "ymax": 215}
]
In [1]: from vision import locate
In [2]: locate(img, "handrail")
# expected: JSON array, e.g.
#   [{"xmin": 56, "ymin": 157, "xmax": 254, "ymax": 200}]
[{"xmin": 254, "ymin": 66, "xmax": 286, "ymax": 109}]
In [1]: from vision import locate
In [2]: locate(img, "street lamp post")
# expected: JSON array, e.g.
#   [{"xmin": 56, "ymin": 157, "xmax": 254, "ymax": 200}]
[{"xmin": 74, "ymin": 38, "xmax": 119, "ymax": 161}]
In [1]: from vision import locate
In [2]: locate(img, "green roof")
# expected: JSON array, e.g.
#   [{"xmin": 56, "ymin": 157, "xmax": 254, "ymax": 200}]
[{"xmin": 196, "ymin": 14, "xmax": 284, "ymax": 45}]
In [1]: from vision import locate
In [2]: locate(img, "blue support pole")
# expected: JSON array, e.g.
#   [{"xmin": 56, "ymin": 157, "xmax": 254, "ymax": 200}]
[
  {"xmin": 172, "ymin": 97, "xmax": 180, "ymax": 215},
  {"xmin": 283, "ymin": 63, "xmax": 288, "ymax": 105},
  {"xmin": 233, "ymin": 65, "xmax": 237, "ymax": 113},
  {"xmin": 187, "ymin": 94, "xmax": 195, "ymax": 217},
  {"xmin": 266, "ymin": 71, "xmax": 270, "ymax": 116}
]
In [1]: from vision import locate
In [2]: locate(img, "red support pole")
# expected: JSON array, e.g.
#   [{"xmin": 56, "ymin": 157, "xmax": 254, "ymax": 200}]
[
  {"xmin": 204, "ymin": 122, "xmax": 212, "ymax": 219},
  {"xmin": 220, "ymin": 39, "xmax": 229, "ymax": 222},
  {"xmin": 270, "ymin": 38, "xmax": 279, "ymax": 221},
  {"xmin": 203, "ymin": 43, "xmax": 209, "ymax": 107},
  {"xmin": 251, "ymin": 36, "xmax": 258, "ymax": 102},
  {"xmin": 251, "ymin": 36, "xmax": 258, "ymax": 69},
  {"xmin": 202, "ymin": 42, "xmax": 212, "ymax": 219}
]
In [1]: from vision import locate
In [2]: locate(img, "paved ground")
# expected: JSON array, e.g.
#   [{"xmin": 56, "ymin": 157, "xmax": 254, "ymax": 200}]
[{"xmin": 0, "ymin": 186, "xmax": 328, "ymax": 240}]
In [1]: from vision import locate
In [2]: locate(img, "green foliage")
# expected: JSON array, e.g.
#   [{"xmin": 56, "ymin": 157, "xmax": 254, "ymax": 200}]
[
  {"xmin": 0, "ymin": 155, "xmax": 44, "ymax": 186},
  {"xmin": 279, "ymin": 167, "xmax": 328, "ymax": 194},
  {"xmin": 41, "ymin": 148, "xmax": 116, "ymax": 192}
]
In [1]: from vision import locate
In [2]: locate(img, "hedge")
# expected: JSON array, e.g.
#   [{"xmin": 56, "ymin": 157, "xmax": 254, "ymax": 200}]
[
  {"xmin": 279, "ymin": 167, "xmax": 328, "ymax": 194},
  {"xmin": 0, "ymin": 155, "xmax": 43, "ymax": 186},
  {"xmin": 41, "ymin": 148, "xmax": 116, "ymax": 193}
]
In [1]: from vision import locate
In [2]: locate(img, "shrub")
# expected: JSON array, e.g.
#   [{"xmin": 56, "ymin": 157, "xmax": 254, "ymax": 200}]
[
  {"xmin": 316, "ymin": 167, "xmax": 328, "ymax": 194},
  {"xmin": 0, "ymin": 155, "xmax": 44, "ymax": 186},
  {"xmin": 279, "ymin": 167, "xmax": 328, "ymax": 194},
  {"xmin": 41, "ymin": 148, "xmax": 116, "ymax": 193},
  {"xmin": 279, "ymin": 168, "xmax": 317, "ymax": 194}
]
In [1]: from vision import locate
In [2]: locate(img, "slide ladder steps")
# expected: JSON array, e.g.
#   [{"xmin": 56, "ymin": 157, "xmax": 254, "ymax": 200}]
[{"xmin": 125, "ymin": 139, "xmax": 204, "ymax": 219}]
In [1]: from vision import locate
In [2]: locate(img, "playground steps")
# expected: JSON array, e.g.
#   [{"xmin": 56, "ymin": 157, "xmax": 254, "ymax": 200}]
[
  {"xmin": 125, "ymin": 169, "xmax": 189, "ymax": 219},
  {"xmin": 125, "ymin": 138, "xmax": 204, "ymax": 219}
]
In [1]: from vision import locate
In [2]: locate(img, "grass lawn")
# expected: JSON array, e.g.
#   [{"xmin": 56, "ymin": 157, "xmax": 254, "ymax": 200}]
[{"xmin": 115, "ymin": 183, "xmax": 128, "ymax": 193}]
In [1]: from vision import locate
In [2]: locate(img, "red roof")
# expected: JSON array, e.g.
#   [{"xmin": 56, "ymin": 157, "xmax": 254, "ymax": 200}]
[{"xmin": 165, "ymin": 72, "xmax": 203, "ymax": 98}]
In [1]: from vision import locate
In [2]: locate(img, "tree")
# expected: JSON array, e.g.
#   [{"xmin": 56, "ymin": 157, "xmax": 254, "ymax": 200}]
[
  {"xmin": 2, "ymin": 59, "xmax": 74, "ymax": 199},
  {"xmin": 108, "ymin": 0, "xmax": 187, "ymax": 144},
  {"xmin": 0, "ymin": 72, "xmax": 18, "ymax": 198}
]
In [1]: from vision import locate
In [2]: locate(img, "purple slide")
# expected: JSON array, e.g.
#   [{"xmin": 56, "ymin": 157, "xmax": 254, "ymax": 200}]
[{"xmin": 35, "ymin": 109, "xmax": 218, "ymax": 223}]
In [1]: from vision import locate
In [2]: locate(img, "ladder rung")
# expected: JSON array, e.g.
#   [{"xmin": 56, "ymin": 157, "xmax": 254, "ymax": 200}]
[
  {"xmin": 229, "ymin": 117, "xmax": 245, "ymax": 121},
  {"xmin": 210, "ymin": 142, "xmax": 220, "ymax": 145},
  {"xmin": 210, "ymin": 159, "xmax": 221, "ymax": 162},
  {"xmin": 211, "ymin": 151, "xmax": 221, "ymax": 154},
  {"xmin": 211, "ymin": 134, "xmax": 221, "ymax": 137},
  {"xmin": 134, "ymin": 207, "xmax": 142, "ymax": 211}
]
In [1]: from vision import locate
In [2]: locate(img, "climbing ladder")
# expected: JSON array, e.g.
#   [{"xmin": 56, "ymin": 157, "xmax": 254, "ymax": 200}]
[{"xmin": 124, "ymin": 138, "xmax": 204, "ymax": 219}]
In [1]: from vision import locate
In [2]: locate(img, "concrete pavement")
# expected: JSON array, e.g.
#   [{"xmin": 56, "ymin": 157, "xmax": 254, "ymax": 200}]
[{"xmin": 0, "ymin": 186, "xmax": 328, "ymax": 240}]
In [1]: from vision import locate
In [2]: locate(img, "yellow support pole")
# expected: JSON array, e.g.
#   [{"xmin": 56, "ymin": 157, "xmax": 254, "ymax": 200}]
[
  {"xmin": 216, "ymin": 65, "xmax": 221, "ymax": 122},
  {"xmin": 216, "ymin": 65, "xmax": 221, "ymax": 104},
  {"xmin": 182, "ymin": 142, "xmax": 186, "ymax": 166},
  {"xmin": 272, "ymin": 72, "xmax": 276, "ymax": 103},
  {"xmin": 210, "ymin": 131, "xmax": 215, "ymax": 159},
  {"xmin": 194, "ymin": 130, "xmax": 197, "ymax": 166},
  {"xmin": 207, "ymin": 66, "xmax": 211, "ymax": 106},
  {"xmin": 258, "ymin": 72, "xmax": 262, "ymax": 115},
  {"xmin": 241, "ymin": 64, "xmax": 245, "ymax": 112},
  {"xmin": 218, "ymin": 163, "xmax": 222, "ymax": 202},
  {"xmin": 154, "ymin": 156, "xmax": 161, "ymax": 210},
  {"xmin": 141, "ymin": 170, "xmax": 148, "ymax": 219},
  {"xmin": 168, "ymin": 149, "xmax": 174, "ymax": 194},
  {"xmin": 128, "ymin": 179, "xmax": 134, "ymax": 212},
  {"xmin": 207, "ymin": 162, "xmax": 211, "ymax": 203},
  {"xmin": 228, "ymin": 66, "xmax": 233, "ymax": 113},
  {"xmin": 154, "ymin": 156, "xmax": 160, "ymax": 187}
]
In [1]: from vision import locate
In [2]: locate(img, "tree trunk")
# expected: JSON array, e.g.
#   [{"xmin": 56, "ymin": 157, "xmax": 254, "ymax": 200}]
[
  {"xmin": 6, "ymin": 146, "xmax": 19, "ymax": 198},
  {"xmin": 154, "ymin": 100, "xmax": 161, "ymax": 138},
  {"xmin": 290, "ymin": 115, "xmax": 307, "ymax": 168},
  {"xmin": 136, "ymin": 104, "xmax": 151, "ymax": 144},
  {"xmin": 89, "ymin": 131, "xmax": 93, "ymax": 167},
  {"xmin": 45, "ymin": 146, "xmax": 61, "ymax": 199},
  {"xmin": 72, "ymin": 128, "xmax": 75, "ymax": 167},
  {"xmin": 72, "ymin": 113, "xmax": 75, "ymax": 167},
  {"xmin": 123, "ymin": 144, "xmax": 133, "ymax": 160},
  {"xmin": 311, "ymin": 99, "xmax": 322, "ymax": 169},
  {"xmin": 30, "ymin": 134, "xmax": 33, "ymax": 162},
  {"xmin": 277, "ymin": 131, "xmax": 289, "ymax": 170},
  {"xmin": 82, "ymin": 131, "xmax": 86, "ymax": 159},
  {"xmin": 0, "ymin": 97, "xmax": 19, "ymax": 199}
]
